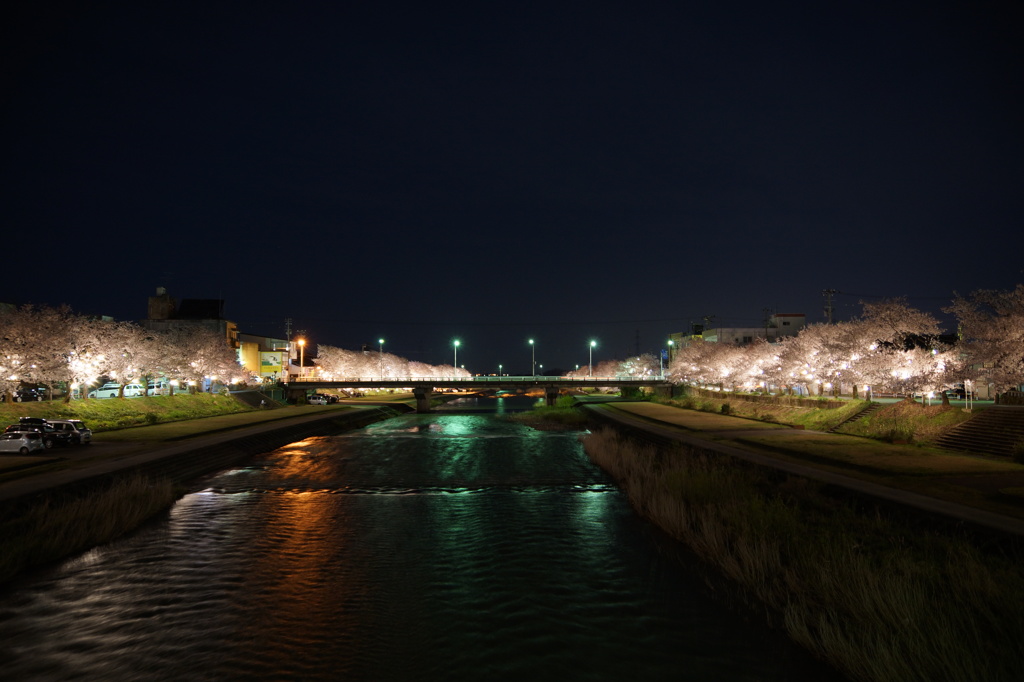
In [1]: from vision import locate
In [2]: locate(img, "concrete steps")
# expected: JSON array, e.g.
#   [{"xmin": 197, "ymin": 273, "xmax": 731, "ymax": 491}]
[
  {"xmin": 828, "ymin": 401, "xmax": 883, "ymax": 433},
  {"xmin": 935, "ymin": 406, "xmax": 1024, "ymax": 458}
]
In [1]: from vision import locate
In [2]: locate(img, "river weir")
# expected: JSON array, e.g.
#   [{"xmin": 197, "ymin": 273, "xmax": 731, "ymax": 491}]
[{"xmin": 0, "ymin": 396, "xmax": 840, "ymax": 680}]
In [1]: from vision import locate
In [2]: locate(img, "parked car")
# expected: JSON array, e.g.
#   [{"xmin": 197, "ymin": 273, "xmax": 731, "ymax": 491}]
[
  {"xmin": 46, "ymin": 419, "xmax": 92, "ymax": 445},
  {"xmin": 0, "ymin": 431, "xmax": 45, "ymax": 455},
  {"xmin": 89, "ymin": 383, "xmax": 122, "ymax": 399},
  {"xmin": 13, "ymin": 388, "xmax": 43, "ymax": 402},
  {"xmin": 123, "ymin": 383, "xmax": 146, "ymax": 397},
  {"xmin": 308, "ymin": 394, "xmax": 329, "ymax": 405},
  {"xmin": 3, "ymin": 424, "xmax": 69, "ymax": 449},
  {"xmin": 88, "ymin": 383, "xmax": 145, "ymax": 398}
]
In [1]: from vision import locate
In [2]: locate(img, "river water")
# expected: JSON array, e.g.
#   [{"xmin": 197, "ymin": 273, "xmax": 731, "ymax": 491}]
[{"xmin": 0, "ymin": 397, "xmax": 840, "ymax": 681}]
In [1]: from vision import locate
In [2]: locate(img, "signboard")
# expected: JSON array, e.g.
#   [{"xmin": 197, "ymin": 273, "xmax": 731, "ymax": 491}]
[{"xmin": 260, "ymin": 351, "xmax": 283, "ymax": 378}]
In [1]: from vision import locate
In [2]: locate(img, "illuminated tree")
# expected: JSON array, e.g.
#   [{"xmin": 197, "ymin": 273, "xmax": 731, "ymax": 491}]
[
  {"xmin": 96, "ymin": 321, "xmax": 154, "ymax": 398},
  {"xmin": 946, "ymin": 284, "xmax": 1024, "ymax": 394},
  {"xmin": 619, "ymin": 354, "xmax": 659, "ymax": 377},
  {"xmin": 159, "ymin": 326, "xmax": 242, "ymax": 393}
]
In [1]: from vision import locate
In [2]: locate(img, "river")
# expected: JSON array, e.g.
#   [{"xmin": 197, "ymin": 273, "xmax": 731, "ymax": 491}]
[{"xmin": 0, "ymin": 396, "xmax": 841, "ymax": 680}]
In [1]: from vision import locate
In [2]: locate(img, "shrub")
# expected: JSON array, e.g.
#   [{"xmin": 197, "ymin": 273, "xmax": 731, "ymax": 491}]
[{"xmin": 1013, "ymin": 441, "xmax": 1024, "ymax": 465}]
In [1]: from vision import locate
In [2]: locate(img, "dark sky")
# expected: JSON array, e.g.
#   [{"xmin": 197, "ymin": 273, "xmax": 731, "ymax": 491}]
[{"xmin": 4, "ymin": 0, "xmax": 1023, "ymax": 374}]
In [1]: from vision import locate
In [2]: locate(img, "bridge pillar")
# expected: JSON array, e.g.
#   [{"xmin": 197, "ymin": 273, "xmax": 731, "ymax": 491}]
[
  {"xmin": 413, "ymin": 386, "xmax": 433, "ymax": 413},
  {"xmin": 654, "ymin": 384, "xmax": 673, "ymax": 399},
  {"xmin": 545, "ymin": 387, "xmax": 560, "ymax": 406},
  {"xmin": 620, "ymin": 385, "xmax": 643, "ymax": 400}
]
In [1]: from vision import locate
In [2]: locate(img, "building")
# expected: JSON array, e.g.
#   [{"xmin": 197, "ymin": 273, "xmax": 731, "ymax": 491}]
[
  {"xmin": 669, "ymin": 313, "xmax": 806, "ymax": 361},
  {"xmin": 237, "ymin": 332, "xmax": 289, "ymax": 380},
  {"xmin": 140, "ymin": 287, "xmax": 239, "ymax": 349}
]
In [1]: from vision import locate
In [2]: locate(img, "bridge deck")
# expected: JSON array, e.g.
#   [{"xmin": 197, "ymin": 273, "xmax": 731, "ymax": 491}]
[{"xmin": 283, "ymin": 376, "xmax": 670, "ymax": 389}]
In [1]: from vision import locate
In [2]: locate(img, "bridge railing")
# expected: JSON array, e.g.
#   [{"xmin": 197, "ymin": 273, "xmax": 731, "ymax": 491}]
[{"xmin": 285, "ymin": 375, "xmax": 665, "ymax": 383}]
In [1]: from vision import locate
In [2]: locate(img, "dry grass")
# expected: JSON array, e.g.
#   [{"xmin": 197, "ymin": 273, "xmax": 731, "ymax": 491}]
[
  {"xmin": 583, "ymin": 427, "xmax": 1024, "ymax": 682},
  {"xmin": 0, "ymin": 474, "xmax": 180, "ymax": 585},
  {"xmin": 732, "ymin": 432, "xmax": 1024, "ymax": 476}
]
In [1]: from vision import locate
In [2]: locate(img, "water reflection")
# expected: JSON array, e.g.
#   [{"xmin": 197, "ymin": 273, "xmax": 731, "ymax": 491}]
[{"xmin": 0, "ymin": 396, "xmax": 841, "ymax": 681}]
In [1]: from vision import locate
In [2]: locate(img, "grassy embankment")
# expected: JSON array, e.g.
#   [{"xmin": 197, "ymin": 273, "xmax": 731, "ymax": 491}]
[
  {"xmin": 0, "ymin": 392, "xmax": 257, "ymax": 432},
  {"xmin": 654, "ymin": 391, "xmax": 979, "ymax": 444},
  {"xmin": 507, "ymin": 395, "xmax": 589, "ymax": 430},
  {"xmin": 583, "ymin": 428, "xmax": 1024, "ymax": 682}
]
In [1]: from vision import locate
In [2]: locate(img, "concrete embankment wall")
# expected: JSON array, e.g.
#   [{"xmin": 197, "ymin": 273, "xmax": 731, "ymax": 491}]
[{"xmin": 582, "ymin": 404, "xmax": 1024, "ymax": 540}]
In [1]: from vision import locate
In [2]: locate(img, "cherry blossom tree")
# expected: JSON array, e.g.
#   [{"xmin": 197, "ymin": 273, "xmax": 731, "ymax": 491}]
[
  {"xmin": 946, "ymin": 284, "xmax": 1024, "ymax": 394},
  {"xmin": 96, "ymin": 321, "xmax": 155, "ymax": 398},
  {"xmin": 159, "ymin": 326, "xmax": 243, "ymax": 393}
]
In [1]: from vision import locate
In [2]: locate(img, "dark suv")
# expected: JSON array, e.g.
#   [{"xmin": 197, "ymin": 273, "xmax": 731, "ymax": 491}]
[
  {"xmin": 5, "ymin": 418, "xmax": 72, "ymax": 449},
  {"xmin": 46, "ymin": 419, "xmax": 92, "ymax": 445}
]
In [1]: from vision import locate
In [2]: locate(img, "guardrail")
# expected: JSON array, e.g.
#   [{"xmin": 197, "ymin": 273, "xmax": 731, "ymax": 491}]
[{"xmin": 284, "ymin": 375, "xmax": 666, "ymax": 383}]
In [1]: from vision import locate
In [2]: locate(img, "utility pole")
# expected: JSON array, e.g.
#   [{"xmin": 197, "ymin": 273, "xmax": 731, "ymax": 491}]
[
  {"xmin": 763, "ymin": 307, "xmax": 773, "ymax": 339},
  {"xmin": 822, "ymin": 289, "xmax": 837, "ymax": 324}
]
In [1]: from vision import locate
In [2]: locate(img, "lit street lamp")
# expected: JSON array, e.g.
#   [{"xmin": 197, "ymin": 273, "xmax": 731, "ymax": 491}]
[
  {"xmin": 529, "ymin": 338, "xmax": 535, "ymax": 376},
  {"xmin": 379, "ymin": 338, "xmax": 385, "ymax": 380},
  {"xmin": 589, "ymin": 340, "xmax": 596, "ymax": 377},
  {"xmin": 498, "ymin": 363, "xmax": 502, "ymax": 376},
  {"xmin": 297, "ymin": 338, "xmax": 306, "ymax": 380},
  {"xmin": 453, "ymin": 339, "xmax": 460, "ymax": 375}
]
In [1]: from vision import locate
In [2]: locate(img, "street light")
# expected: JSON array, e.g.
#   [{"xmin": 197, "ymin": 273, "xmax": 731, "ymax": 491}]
[
  {"xmin": 529, "ymin": 338, "xmax": 535, "ymax": 376},
  {"xmin": 297, "ymin": 338, "xmax": 306, "ymax": 380},
  {"xmin": 453, "ymin": 339, "xmax": 460, "ymax": 375},
  {"xmin": 498, "ymin": 363, "xmax": 502, "ymax": 376},
  {"xmin": 379, "ymin": 338, "xmax": 385, "ymax": 380},
  {"xmin": 662, "ymin": 339, "xmax": 674, "ymax": 378},
  {"xmin": 589, "ymin": 340, "xmax": 596, "ymax": 377}
]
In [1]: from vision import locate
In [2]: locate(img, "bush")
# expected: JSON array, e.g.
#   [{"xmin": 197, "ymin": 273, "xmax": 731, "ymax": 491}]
[{"xmin": 1013, "ymin": 441, "xmax": 1024, "ymax": 465}]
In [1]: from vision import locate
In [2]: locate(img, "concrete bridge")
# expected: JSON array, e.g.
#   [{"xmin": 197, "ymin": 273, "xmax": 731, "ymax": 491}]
[{"xmin": 282, "ymin": 376, "xmax": 672, "ymax": 412}]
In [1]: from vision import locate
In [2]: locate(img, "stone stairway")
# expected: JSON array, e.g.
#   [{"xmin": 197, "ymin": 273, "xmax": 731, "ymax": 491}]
[
  {"xmin": 827, "ymin": 401, "xmax": 883, "ymax": 433},
  {"xmin": 935, "ymin": 406, "xmax": 1024, "ymax": 458}
]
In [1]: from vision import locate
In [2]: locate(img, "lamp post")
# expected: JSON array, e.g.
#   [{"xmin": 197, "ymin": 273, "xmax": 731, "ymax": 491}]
[
  {"xmin": 379, "ymin": 338, "xmax": 385, "ymax": 380},
  {"xmin": 297, "ymin": 338, "xmax": 306, "ymax": 380},
  {"xmin": 453, "ymin": 339, "xmax": 460, "ymax": 375},
  {"xmin": 589, "ymin": 340, "xmax": 596, "ymax": 377},
  {"xmin": 498, "ymin": 364, "xmax": 502, "ymax": 377},
  {"xmin": 529, "ymin": 339, "xmax": 535, "ymax": 376}
]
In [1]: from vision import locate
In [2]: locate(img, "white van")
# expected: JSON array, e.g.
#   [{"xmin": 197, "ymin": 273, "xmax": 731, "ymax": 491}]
[
  {"xmin": 147, "ymin": 379, "xmax": 177, "ymax": 395},
  {"xmin": 88, "ymin": 383, "xmax": 146, "ymax": 398},
  {"xmin": 89, "ymin": 383, "xmax": 121, "ymax": 399},
  {"xmin": 123, "ymin": 383, "xmax": 146, "ymax": 397}
]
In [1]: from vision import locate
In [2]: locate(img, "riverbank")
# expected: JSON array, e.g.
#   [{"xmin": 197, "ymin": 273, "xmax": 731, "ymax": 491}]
[
  {"xmin": 0, "ymin": 402, "xmax": 411, "ymax": 585},
  {"xmin": 579, "ymin": 401, "xmax": 1024, "ymax": 681}
]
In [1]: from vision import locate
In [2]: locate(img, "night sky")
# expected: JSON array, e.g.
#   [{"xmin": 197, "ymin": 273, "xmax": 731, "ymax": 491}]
[{"xmin": 4, "ymin": 1, "xmax": 1022, "ymax": 375}]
